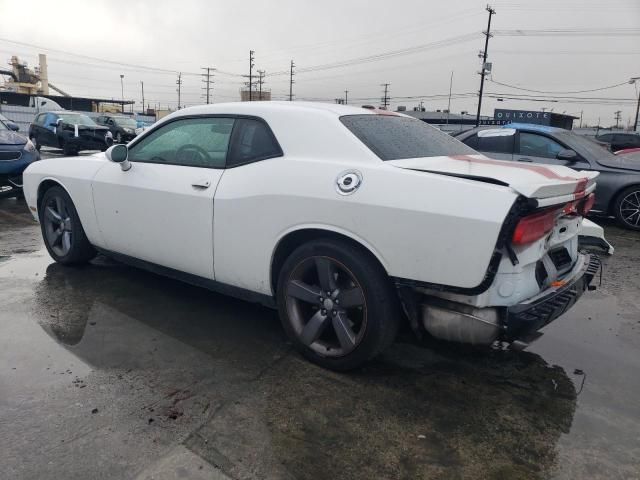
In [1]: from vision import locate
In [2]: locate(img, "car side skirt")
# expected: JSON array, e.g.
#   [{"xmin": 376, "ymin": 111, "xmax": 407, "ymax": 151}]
[{"xmin": 94, "ymin": 247, "xmax": 277, "ymax": 309}]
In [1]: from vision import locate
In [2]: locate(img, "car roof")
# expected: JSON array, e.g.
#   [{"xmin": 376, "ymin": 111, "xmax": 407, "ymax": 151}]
[
  {"xmin": 499, "ymin": 123, "xmax": 566, "ymax": 134},
  {"xmin": 168, "ymin": 101, "xmax": 393, "ymax": 122}
]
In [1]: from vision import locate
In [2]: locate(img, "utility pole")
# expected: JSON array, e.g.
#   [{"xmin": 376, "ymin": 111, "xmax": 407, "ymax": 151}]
[
  {"xmin": 475, "ymin": 5, "xmax": 496, "ymax": 127},
  {"xmin": 446, "ymin": 71, "xmax": 453, "ymax": 125},
  {"xmin": 140, "ymin": 81, "xmax": 145, "ymax": 114},
  {"xmin": 614, "ymin": 110, "xmax": 622, "ymax": 129},
  {"xmin": 344, "ymin": 90, "xmax": 348, "ymax": 105},
  {"xmin": 257, "ymin": 70, "xmax": 265, "ymax": 100},
  {"xmin": 176, "ymin": 72, "xmax": 182, "ymax": 110},
  {"xmin": 630, "ymin": 77, "xmax": 640, "ymax": 132},
  {"xmin": 120, "ymin": 74, "xmax": 124, "ymax": 113},
  {"xmin": 579, "ymin": 110, "xmax": 583, "ymax": 128},
  {"xmin": 289, "ymin": 60, "xmax": 295, "ymax": 101},
  {"xmin": 381, "ymin": 83, "xmax": 390, "ymax": 109},
  {"xmin": 201, "ymin": 67, "xmax": 215, "ymax": 104},
  {"xmin": 249, "ymin": 50, "xmax": 255, "ymax": 101}
]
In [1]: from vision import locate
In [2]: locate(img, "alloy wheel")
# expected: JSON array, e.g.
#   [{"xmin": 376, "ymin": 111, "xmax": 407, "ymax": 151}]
[
  {"xmin": 43, "ymin": 195, "xmax": 73, "ymax": 257},
  {"xmin": 619, "ymin": 190, "xmax": 640, "ymax": 227},
  {"xmin": 285, "ymin": 256, "xmax": 367, "ymax": 357}
]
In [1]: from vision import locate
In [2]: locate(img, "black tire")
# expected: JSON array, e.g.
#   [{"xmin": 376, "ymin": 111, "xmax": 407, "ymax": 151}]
[
  {"xmin": 276, "ymin": 238, "xmax": 400, "ymax": 371},
  {"xmin": 61, "ymin": 141, "xmax": 78, "ymax": 156},
  {"xmin": 613, "ymin": 185, "xmax": 640, "ymax": 231},
  {"xmin": 39, "ymin": 186, "xmax": 96, "ymax": 265}
]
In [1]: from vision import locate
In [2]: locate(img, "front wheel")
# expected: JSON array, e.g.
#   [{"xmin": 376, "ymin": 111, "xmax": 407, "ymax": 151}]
[
  {"xmin": 613, "ymin": 186, "xmax": 640, "ymax": 231},
  {"xmin": 40, "ymin": 186, "xmax": 96, "ymax": 264},
  {"xmin": 277, "ymin": 239, "xmax": 399, "ymax": 370}
]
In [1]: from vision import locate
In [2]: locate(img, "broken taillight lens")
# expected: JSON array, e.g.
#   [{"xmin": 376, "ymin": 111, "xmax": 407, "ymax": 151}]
[
  {"xmin": 578, "ymin": 193, "xmax": 596, "ymax": 216},
  {"xmin": 512, "ymin": 208, "xmax": 560, "ymax": 245}
]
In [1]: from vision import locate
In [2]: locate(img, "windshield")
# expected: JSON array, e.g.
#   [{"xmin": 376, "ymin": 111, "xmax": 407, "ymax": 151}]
[
  {"xmin": 58, "ymin": 113, "xmax": 97, "ymax": 126},
  {"xmin": 0, "ymin": 119, "xmax": 7, "ymax": 131},
  {"xmin": 340, "ymin": 115, "xmax": 477, "ymax": 160},
  {"xmin": 113, "ymin": 116, "xmax": 137, "ymax": 128},
  {"xmin": 558, "ymin": 131, "xmax": 617, "ymax": 161}
]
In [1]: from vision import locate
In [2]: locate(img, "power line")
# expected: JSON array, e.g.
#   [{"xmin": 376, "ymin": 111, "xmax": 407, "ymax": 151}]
[
  {"xmin": 0, "ymin": 37, "xmax": 244, "ymax": 77},
  {"xmin": 489, "ymin": 78, "xmax": 630, "ymax": 94},
  {"xmin": 493, "ymin": 28, "xmax": 640, "ymax": 37},
  {"xmin": 267, "ymin": 33, "xmax": 478, "ymax": 77}
]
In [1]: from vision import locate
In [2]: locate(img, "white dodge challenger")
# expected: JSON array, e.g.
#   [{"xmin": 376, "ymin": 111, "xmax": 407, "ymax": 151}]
[{"xmin": 23, "ymin": 102, "xmax": 601, "ymax": 370}]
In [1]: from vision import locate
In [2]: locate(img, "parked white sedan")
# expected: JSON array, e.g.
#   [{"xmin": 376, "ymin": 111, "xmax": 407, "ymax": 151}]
[{"xmin": 23, "ymin": 102, "xmax": 600, "ymax": 370}]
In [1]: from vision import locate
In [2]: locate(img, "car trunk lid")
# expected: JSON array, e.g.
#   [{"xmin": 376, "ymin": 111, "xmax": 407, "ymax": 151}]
[{"xmin": 388, "ymin": 154, "xmax": 598, "ymax": 204}]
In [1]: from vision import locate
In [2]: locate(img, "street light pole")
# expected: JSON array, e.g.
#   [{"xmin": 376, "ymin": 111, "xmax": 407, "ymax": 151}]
[{"xmin": 120, "ymin": 75, "xmax": 124, "ymax": 113}]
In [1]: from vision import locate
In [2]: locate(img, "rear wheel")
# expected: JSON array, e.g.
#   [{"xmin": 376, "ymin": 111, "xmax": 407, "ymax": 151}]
[
  {"xmin": 613, "ymin": 185, "xmax": 640, "ymax": 231},
  {"xmin": 40, "ymin": 186, "xmax": 96, "ymax": 264},
  {"xmin": 277, "ymin": 239, "xmax": 399, "ymax": 370}
]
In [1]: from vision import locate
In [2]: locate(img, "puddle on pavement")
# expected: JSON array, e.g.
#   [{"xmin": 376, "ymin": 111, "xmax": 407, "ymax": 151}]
[{"xmin": 0, "ymin": 244, "xmax": 638, "ymax": 478}]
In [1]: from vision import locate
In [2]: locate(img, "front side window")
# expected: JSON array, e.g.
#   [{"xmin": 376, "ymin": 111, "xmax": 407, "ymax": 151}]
[
  {"xmin": 227, "ymin": 118, "xmax": 282, "ymax": 167},
  {"xmin": 340, "ymin": 115, "xmax": 476, "ymax": 161},
  {"xmin": 128, "ymin": 117, "xmax": 234, "ymax": 168},
  {"xmin": 518, "ymin": 132, "xmax": 564, "ymax": 159}
]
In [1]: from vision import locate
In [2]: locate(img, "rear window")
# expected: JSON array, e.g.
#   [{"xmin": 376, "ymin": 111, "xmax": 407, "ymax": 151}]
[{"xmin": 340, "ymin": 114, "xmax": 476, "ymax": 161}]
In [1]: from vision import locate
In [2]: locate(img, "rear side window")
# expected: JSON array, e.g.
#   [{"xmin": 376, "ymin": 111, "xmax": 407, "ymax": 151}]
[
  {"xmin": 227, "ymin": 118, "xmax": 282, "ymax": 167},
  {"xmin": 340, "ymin": 115, "xmax": 476, "ymax": 161},
  {"xmin": 462, "ymin": 133, "xmax": 515, "ymax": 154}
]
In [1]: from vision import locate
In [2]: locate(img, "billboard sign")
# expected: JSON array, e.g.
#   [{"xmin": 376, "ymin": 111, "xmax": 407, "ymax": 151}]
[{"xmin": 494, "ymin": 109, "xmax": 551, "ymax": 125}]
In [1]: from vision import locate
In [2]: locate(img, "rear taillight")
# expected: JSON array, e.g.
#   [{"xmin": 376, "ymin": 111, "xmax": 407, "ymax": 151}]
[
  {"xmin": 578, "ymin": 193, "xmax": 595, "ymax": 216},
  {"xmin": 512, "ymin": 208, "xmax": 560, "ymax": 245}
]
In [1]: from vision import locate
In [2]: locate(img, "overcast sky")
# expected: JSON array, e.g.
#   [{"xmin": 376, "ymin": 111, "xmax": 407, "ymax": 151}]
[{"xmin": 1, "ymin": 0, "xmax": 639, "ymax": 126}]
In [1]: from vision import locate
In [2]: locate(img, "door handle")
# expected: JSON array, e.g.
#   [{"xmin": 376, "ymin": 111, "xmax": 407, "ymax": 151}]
[
  {"xmin": 191, "ymin": 180, "xmax": 211, "ymax": 189},
  {"xmin": 519, "ymin": 158, "xmax": 533, "ymax": 162}
]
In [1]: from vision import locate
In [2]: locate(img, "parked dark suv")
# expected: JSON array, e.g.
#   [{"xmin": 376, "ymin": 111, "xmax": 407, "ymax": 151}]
[
  {"xmin": 455, "ymin": 123, "xmax": 640, "ymax": 230},
  {"xmin": 29, "ymin": 111, "xmax": 113, "ymax": 155},
  {"xmin": 95, "ymin": 114, "xmax": 138, "ymax": 143},
  {"xmin": 0, "ymin": 116, "xmax": 40, "ymax": 195},
  {"xmin": 595, "ymin": 132, "xmax": 640, "ymax": 152}
]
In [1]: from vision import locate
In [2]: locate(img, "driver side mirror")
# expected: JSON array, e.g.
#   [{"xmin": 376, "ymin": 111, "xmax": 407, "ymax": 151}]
[
  {"xmin": 557, "ymin": 149, "xmax": 578, "ymax": 162},
  {"xmin": 105, "ymin": 144, "xmax": 131, "ymax": 171},
  {"xmin": 6, "ymin": 121, "xmax": 19, "ymax": 131}
]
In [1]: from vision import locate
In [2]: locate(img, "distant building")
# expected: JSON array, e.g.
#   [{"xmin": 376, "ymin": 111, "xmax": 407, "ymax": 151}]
[
  {"xmin": 494, "ymin": 109, "xmax": 578, "ymax": 130},
  {"xmin": 400, "ymin": 107, "xmax": 578, "ymax": 132},
  {"xmin": 401, "ymin": 109, "xmax": 491, "ymax": 133},
  {"xmin": 240, "ymin": 88, "xmax": 271, "ymax": 102}
]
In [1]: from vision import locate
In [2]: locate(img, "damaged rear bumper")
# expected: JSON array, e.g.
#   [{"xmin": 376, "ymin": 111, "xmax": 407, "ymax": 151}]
[
  {"xmin": 505, "ymin": 253, "xmax": 600, "ymax": 342},
  {"xmin": 403, "ymin": 253, "xmax": 600, "ymax": 347}
]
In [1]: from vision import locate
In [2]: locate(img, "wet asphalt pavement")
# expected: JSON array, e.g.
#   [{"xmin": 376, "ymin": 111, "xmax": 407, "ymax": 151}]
[{"xmin": 1, "ymin": 183, "xmax": 639, "ymax": 479}]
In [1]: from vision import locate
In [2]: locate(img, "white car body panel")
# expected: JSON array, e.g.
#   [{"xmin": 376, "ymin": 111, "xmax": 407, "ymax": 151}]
[
  {"xmin": 388, "ymin": 155, "xmax": 598, "ymax": 200},
  {"xmin": 213, "ymin": 155, "xmax": 517, "ymax": 294},
  {"xmin": 22, "ymin": 156, "xmax": 106, "ymax": 245},
  {"xmin": 91, "ymin": 161, "xmax": 222, "ymax": 279},
  {"xmin": 22, "ymin": 102, "xmax": 597, "ymax": 327}
]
